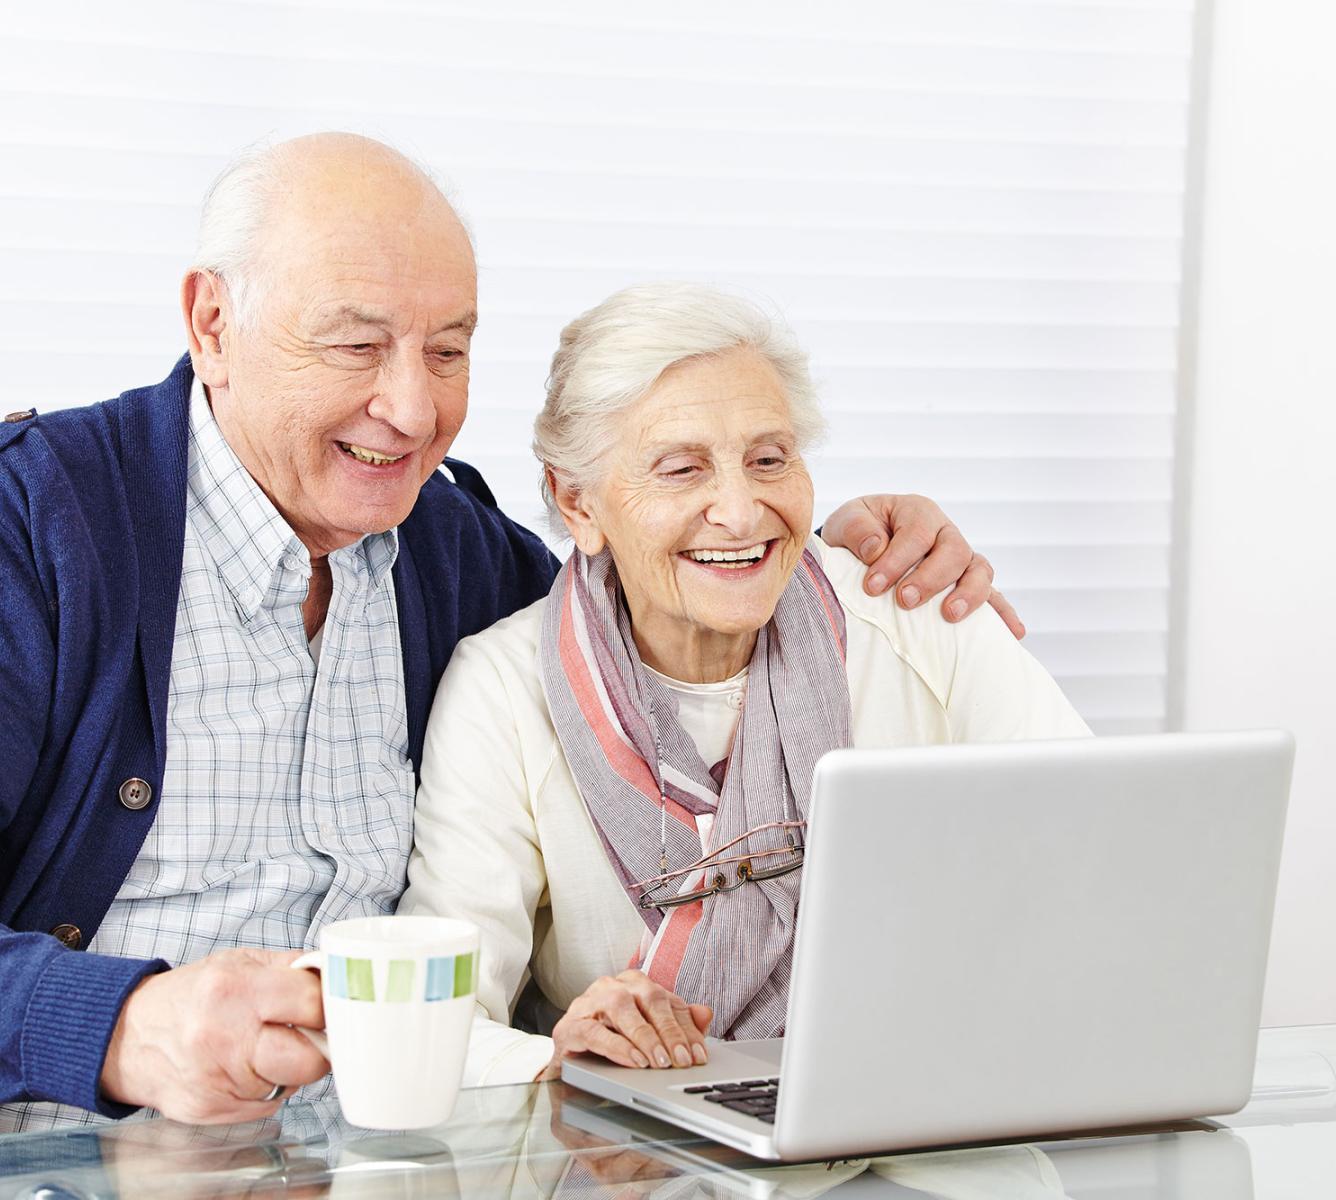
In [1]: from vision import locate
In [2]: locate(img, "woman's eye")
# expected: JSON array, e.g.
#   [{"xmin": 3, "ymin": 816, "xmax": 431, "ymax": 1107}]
[
  {"xmin": 659, "ymin": 461, "xmax": 700, "ymax": 479},
  {"xmin": 751, "ymin": 453, "xmax": 787, "ymax": 471}
]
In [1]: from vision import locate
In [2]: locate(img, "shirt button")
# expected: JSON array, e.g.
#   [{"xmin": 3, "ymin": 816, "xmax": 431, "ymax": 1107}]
[
  {"xmin": 118, "ymin": 778, "xmax": 153, "ymax": 810},
  {"xmin": 727, "ymin": 691, "xmax": 744, "ymax": 710},
  {"xmin": 3, "ymin": 409, "xmax": 35, "ymax": 423},
  {"xmin": 50, "ymin": 923, "xmax": 82, "ymax": 950}
]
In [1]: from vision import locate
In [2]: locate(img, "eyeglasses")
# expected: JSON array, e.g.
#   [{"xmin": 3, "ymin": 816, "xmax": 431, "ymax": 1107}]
[{"xmin": 632, "ymin": 820, "xmax": 806, "ymax": 911}]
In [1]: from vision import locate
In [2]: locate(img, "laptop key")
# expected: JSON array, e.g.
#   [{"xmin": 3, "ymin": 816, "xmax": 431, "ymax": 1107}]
[
  {"xmin": 683, "ymin": 1085, "xmax": 713, "ymax": 1094},
  {"xmin": 721, "ymin": 1098, "xmax": 773, "ymax": 1116}
]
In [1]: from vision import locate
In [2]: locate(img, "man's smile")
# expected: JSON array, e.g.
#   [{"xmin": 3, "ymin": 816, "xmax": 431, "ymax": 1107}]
[{"xmin": 337, "ymin": 440, "xmax": 408, "ymax": 466}]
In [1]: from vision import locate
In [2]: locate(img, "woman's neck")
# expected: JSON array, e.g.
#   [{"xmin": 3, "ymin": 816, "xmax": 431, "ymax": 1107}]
[{"xmin": 628, "ymin": 613, "xmax": 758, "ymax": 684}]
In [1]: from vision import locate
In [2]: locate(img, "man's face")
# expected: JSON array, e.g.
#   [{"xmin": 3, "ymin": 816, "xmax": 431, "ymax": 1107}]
[{"xmin": 209, "ymin": 180, "xmax": 477, "ymax": 558}]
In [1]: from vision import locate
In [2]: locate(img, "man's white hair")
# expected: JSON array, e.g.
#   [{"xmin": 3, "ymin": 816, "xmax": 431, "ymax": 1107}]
[
  {"xmin": 190, "ymin": 134, "xmax": 468, "ymax": 329},
  {"xmin": 533, "ymin": 282, "xmax": 827, "ymax": 530}
]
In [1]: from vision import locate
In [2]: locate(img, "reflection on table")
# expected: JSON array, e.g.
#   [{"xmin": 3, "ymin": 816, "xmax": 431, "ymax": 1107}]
[{"xmin": 1, "ymin": 1025, "xmax": 1334, "ymax": 1198}]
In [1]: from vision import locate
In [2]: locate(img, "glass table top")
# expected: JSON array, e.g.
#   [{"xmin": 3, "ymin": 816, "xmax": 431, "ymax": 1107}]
[{"xmin": 1, "ymin": 1025, "xmax": 1333, "ymax": 1198}]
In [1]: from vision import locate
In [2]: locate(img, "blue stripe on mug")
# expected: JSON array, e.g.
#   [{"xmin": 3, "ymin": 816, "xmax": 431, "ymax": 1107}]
[{"xmin": 426, "ymin": 951, "xmax": 476, "ymax": 1001}]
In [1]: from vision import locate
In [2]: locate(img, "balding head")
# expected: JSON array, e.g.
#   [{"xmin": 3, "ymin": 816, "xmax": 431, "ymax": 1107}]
[
  {"xmin": 182, "ymin": 132, "xmax": 479, "ymax": 558},
  {"xmin": 193, "ymin": 133, "xmax": 473, "ymax": 328}
]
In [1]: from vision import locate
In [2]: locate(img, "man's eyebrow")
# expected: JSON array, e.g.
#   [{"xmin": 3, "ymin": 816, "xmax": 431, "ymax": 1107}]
[
  {"xmin": 432, "ymin": 311, "xmax": 478, "ymax": 337},
  {"xmin": 311, "ymin": 307, "xmax": 479, "ymax": 337},
  {"xmin": 312, "ymin": 305, "xmax": 393, "ymax": 335}
]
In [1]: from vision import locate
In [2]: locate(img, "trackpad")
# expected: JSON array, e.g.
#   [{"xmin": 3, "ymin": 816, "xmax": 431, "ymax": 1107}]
[{"xmin": 710, "ymin": 1037, "xmax": 784, "ymax": 1070}]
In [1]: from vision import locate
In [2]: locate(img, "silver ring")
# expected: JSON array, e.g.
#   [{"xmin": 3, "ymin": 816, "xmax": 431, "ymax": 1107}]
[{"xmin": 260, "ymin": 1081, "xmax": 287, "ymax": 1103}]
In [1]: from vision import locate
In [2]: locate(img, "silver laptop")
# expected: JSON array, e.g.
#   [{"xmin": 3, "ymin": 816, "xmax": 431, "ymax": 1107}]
[{"xmin": 562, "ymin": 732, "xmax": 1293, "ymax": 1162}]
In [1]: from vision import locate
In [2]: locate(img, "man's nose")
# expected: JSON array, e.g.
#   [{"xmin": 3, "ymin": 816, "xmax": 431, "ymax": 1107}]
[
  {"xmin": 368, "ymin": 353, "xmax": 437, "ymax": 442},
  {"xmin": 704, "ymin": 470, "xmax": 762, "ymax": 536}
]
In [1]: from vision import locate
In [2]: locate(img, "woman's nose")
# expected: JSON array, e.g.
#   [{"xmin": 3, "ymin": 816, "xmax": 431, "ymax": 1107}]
[{"xmin": 704, "ymin": 472, "xmax": 762, "ymax": 535}]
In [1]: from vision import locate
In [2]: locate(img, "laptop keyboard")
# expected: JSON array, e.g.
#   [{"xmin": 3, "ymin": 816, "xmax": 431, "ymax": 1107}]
[{"xmin": 682, "ymin": 1078, "xmax": 780, "ymax": 1124}]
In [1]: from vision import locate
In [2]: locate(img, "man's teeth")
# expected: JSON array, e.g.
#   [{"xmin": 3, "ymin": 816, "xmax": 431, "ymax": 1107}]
[
  {"xmin": 340, "ymin": 442, "xmax": 405, "ymax": 466},
  {"xmin": 684, "ymin": 544, "xmax": 768, "ymax": 567}
]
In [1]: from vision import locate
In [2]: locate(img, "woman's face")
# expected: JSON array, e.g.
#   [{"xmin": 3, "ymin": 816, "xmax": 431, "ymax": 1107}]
[{"xmin": 566, "ymin": 347, "xmax": 815, "ymax": 671}]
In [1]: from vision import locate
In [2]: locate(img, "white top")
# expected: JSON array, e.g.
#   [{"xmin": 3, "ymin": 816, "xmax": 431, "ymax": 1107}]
[{"xmin": 400, "ymin": 542, "xmax": 1090, "ymax": 1087}]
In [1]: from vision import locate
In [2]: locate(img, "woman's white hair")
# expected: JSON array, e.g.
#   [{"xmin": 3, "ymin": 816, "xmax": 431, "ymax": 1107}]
[
  {"xmin": 190, "ymin": 134, "xmax": 468, "ymax": 329},
  {"xmin": 534, "ymin": 282, "xmax": 826, "ymax": 527}
]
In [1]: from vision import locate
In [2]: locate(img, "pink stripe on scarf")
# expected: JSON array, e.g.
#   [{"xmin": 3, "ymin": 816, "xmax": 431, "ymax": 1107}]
[{"xmin": 558, "ymin": 576, "xmax": 696, "ymax": 827}]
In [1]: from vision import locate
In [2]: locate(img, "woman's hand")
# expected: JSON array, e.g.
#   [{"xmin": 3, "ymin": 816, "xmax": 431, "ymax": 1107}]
[{"xmin": 536, "ymin": 971, "xmax": 712, "ymax": 1080}]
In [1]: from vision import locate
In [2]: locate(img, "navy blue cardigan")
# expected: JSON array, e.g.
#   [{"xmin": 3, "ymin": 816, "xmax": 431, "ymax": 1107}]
[{"xmin": 0, "ymin": 357, "xmax": 558, "ymax": 1115}]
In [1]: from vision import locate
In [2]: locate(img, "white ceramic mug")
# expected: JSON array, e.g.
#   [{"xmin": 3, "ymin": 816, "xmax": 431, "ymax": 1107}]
[{"xmin": 292, "ymin": 915, "xmax": 479, "ymax": 1130}]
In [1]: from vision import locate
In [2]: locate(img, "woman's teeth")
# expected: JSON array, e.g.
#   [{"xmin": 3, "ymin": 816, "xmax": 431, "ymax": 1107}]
[
  {"xmin": 684, "ymin": 544, "xmax": 768, "ymax": 567},
  {"xmin": 339, "ymin": 441, "xmax": 405, "ymax": 466}
]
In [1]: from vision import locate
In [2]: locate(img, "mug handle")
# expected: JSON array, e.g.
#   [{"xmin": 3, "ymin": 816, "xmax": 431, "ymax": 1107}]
[{"xmin": 290, "ymin": 950, "xmax": 331, "ymax": 1059}]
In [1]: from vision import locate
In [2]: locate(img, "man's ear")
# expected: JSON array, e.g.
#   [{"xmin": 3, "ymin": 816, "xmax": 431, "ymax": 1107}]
[
  {"xmin": 181, "ymin": 270, "xmax": 232, "ymax": 389},
  {"xmin": 548, "ymin": 467, "xmax": 606, "ymax": 555}
]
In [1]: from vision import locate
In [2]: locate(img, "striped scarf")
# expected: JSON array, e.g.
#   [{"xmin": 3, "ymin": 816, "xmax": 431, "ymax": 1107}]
[{"xmin": 538, "ymin": 543, "xmax": 852, "ymax": 1039}]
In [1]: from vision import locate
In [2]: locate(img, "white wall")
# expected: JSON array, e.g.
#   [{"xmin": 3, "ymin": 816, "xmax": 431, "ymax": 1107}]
[{"xmin": 1184, "ymin": 0, "xmax": 1336, "ymax": 1024}]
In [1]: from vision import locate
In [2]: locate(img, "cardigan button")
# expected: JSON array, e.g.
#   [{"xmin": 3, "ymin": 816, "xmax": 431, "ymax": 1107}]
[
  {"xmin": 50, "ymin": 923, "xmax": 82, "ymax": 950},
  {"xmin": 118, "ymin": 777, "xmax": 153, "ymax": 810},
  {"xmin": 3, "ymin": 409, "xmax": 35, "ymax": 423}
]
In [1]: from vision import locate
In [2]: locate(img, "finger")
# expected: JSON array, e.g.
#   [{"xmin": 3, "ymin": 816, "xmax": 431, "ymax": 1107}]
[
  {"xmin": 892, "ymin": 529, "xmax": 975, "ymax": 608},
  {"xmin": 573, "ymin": 1020, "xmax": 649, "ymax": 1069},
  {"xmin": 820, "ymin": 499, "xmax": 889, "ymax": 565},
  {"xmin": 687, "ymin": 1003, "xmax": 713, "ymax": 1036},
  {"xmin": 866, "ymin": 516, "xmax": 951, "ymax": 598},
  {"xmin": 637, "ymin": 990, "xmax": 696, "ymax": 1068},
  {"xmin": 251, "ymin": 1023, "xmax": 331, "ymax": 1090},
  {"xmin": 986, "ymin": 587, "xmax": 1026, "ymax": 640},
  {"xmin": 249, "ymin": 963, "xmax": 325, "ymax": 1030},
  {"xmin": 604, "ymin": 990, "xmax": 673, "ymax": 1068},
  {"xmin": 667, "ymin": 996, "xmax": 709, "ymax": 1066},
  {"xmin": 938, "ymin": 557, "xmax": 994, "ymax": 622}
]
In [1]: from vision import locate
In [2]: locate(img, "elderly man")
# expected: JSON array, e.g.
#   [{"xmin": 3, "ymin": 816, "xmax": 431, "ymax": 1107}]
[{"xmin": 0, "ymin": 134, "xmax": 1016, "ymax": 1129}]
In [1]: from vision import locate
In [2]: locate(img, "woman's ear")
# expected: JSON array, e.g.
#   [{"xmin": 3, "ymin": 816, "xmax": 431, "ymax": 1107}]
[{"xmin": 548, "ymin": 468, "xmax": 606, "ymax": 555}]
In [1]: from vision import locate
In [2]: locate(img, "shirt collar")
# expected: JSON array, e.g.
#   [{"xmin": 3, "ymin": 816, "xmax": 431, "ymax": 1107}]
[{"xmin": 186, "ymin": 378, "xmax": 399, "ymax": 618}]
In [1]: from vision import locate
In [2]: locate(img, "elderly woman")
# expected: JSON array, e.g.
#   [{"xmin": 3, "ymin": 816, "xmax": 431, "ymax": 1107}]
[{"xmin": 400, "ymin": 283, "xmax": 1089, "ymax": 1087}]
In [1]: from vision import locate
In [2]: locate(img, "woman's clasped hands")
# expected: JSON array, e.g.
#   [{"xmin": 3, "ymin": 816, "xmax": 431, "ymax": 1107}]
[{"xmin": 537, "ymin": 970, "xmax": 712, "ymax": 1081}]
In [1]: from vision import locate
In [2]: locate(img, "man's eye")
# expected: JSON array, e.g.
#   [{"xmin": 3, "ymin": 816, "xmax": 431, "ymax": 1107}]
[{"xmin": 340, "ymin": 343, "xmax": 377, "ymax": 354}]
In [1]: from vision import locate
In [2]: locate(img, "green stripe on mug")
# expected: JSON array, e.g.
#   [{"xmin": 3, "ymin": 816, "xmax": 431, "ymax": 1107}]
[
  {"xmin": 344, "ymin": 957, "xmax": 375, "ymax": 1002},
  {"xmin": 386, "ymin": 959, "xmax": 416, "ymax": 1002}
]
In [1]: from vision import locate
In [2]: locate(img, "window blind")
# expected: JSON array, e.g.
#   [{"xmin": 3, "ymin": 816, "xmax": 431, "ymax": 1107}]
[{"xmin": 0, "ymin": 0, "xmax": 1197, "ymax": 734}]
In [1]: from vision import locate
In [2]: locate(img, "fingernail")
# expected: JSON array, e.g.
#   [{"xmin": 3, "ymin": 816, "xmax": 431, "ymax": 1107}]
[
  {"xmin": 692, "ymin": 1043, "xmax": 708, "ymax": 1065},
  {"xmin": 857, "ymin": 535, "xmax": 881, "ymax": 561},
  {"xmin": 868, "ymin": 573, "xmax": 888, "ymax": 595},
  {"xmin": 900, "ymin": 584, "xmax": 920, "ymax": 607},
  {"xmin": 948, "ymin": 599, "xmax": 967, "ymax": 620},
  {"xmin": 674, "ymin": 1044, "xmax": 692, "ymax": 1068},
  {"xmin": 654, "ymin": 1047, "xmax": 671, "ymax": 1068},
  {"xmin": 632, "ymin": 1050, "xmax": 650, "ymax": 1068}
]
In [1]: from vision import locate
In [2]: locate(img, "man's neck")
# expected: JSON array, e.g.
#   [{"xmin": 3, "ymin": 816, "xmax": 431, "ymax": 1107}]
[{"xmin": 303, "ymin": 557, "xmax": 333, "ymax": 641}]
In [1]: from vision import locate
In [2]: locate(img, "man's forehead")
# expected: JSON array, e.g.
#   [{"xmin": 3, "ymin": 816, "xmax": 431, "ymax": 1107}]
[{"xmin": 309, "ymin": 300, "xmax": 478, "ymax": 337}]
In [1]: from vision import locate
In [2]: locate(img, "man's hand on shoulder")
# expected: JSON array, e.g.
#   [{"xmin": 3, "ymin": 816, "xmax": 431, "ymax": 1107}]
[
  {"xmin": 820, "ymin": 494, "xmax": 1025, "ymax": 639},
  {"xmin": 99, "ymin": 948, "xmax": 329, "ymax": 1124}
]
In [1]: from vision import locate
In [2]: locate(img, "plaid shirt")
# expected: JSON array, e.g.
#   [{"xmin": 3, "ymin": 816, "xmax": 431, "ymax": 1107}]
[{"xmin": 0, "ymin": 381, "xmax": 413, "ymax": 1130}]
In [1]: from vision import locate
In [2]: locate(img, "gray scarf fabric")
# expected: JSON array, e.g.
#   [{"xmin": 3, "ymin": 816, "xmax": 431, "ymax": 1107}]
[{"xmin": 538, "ymin": 543, "xmax": 853, "ymax": 1038}]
